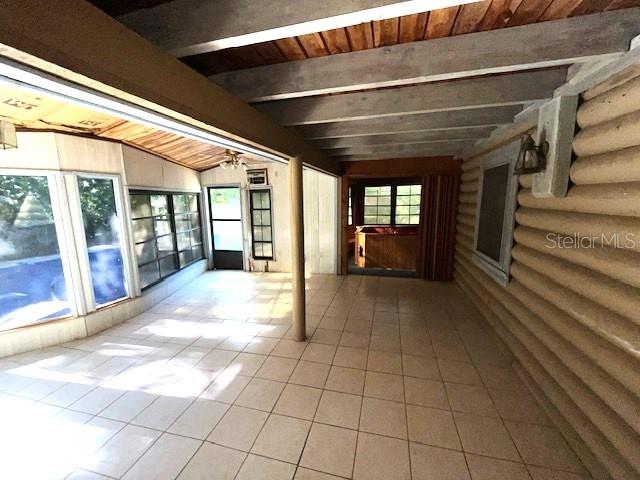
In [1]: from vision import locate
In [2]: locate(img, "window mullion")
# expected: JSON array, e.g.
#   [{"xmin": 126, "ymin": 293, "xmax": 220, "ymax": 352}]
[
  {"xmin": 62, "ymin": 173, "xmax": 96, "ymax": 313},
  {"xmin": 112, "ymin": 178, "xmax": 139, "ymax": 298},
  {"xmin": 47, "ymin": 173, "xmax": 85, "ymax": 317},
  {"xmin": 391, "ymin": 186, "xmax": 397, "ymax": 225}
]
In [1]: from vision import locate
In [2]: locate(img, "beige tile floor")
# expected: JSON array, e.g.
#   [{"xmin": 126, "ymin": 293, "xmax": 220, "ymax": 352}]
[{"xmin": 0, "ymin": 272, "xmax": 592, "ymax": 480}]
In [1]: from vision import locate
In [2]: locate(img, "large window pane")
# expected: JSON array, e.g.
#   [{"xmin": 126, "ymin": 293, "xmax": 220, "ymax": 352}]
[
  {"xmin": 212, "ymin": 220, "xmax": 243, "ymax": 250},
  {"xmin": 210, "ymin": 188, "xmax": 241, "ymax": 219},
  {"xmin": 78, "ymin": 177, "xmax": 127, "ymax": 306},
  {"xmin": 173, "ymin": 193, "xmax": 204, "ymax": 268},
  {"xmin": 0, "ymin": 175, "xmax": 71, "ymax": 330},
  {"xmin": 131, "ymin": 191, "xmax": 203, "ymax": 289}
]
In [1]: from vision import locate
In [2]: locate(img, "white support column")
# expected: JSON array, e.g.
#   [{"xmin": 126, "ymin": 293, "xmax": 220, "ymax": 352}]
[{"xmin": 289, "ymin": 156, "xmax": 306, "ymax": 341}]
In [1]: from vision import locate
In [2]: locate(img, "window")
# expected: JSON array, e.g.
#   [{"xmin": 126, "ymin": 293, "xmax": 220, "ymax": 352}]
[
  {"xmin": 395, "ymin": 184, "xmax": 421, "ymax": 224},
  {"xmin": 361, "ymin": 184, "xmax": 422, "ymax": 225},
  {"xmin": 472, "ymin": 140, "xmax": 520, "ymax": 285},
  {"xmin": 250, "ymin": 189, "xmax": 274, "ymax": 259},
  {"xmin": 363, "ymin": 186, "xmax": 392, "ymax": 224},
  {"xmin": 173, "ymin": 193, "xmax": 204, "ymax": 268},
  {"xmin": 347, "ymin": 187, "xmax": 353, "ymax": 226},
  {"xmin": 78, "ymin": 176, "xmax": 127, "ymax": 306},
  {"xmin": 0, "ymin": 174, "xmax": 71, "ymax": 330},
  {"xmin": 130, "ymin": 190, "xmax": 203, "ymax": 290}
]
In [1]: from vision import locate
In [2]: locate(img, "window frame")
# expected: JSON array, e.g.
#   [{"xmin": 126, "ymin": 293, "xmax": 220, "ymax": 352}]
[
  {"xmin": 172, "ymin": 192, "xmax": 205, "ymax": 270},
  {"xmin": 0, "ymin": 169, "xmax": 136, "ymax": 331},
  {"xmin": 73, "ymin": 173, "xmax": 133, "ymax": 309},
  {"xmin": 357, "ymin": 181, "xmax": 422, "ymax": 226},
  {"xmin": 394, "ymin": 184, "xmax": 422, "ymax": 225},
  {"xmin": 363, "ymin": 185, "xmax": 393, "ymax": 225},
  {"xmin": 472, "ymin": 140, "xmax": 520, "ymax": 286},
  {"xmin": 0, "ymin": 169, "xmax": 79, "ymax": 329},
  {"xmin": 129, "ymin": 189, "xmax": 204, "ymax": 291},
  {"xmin": 248, "ymin": 187, "xmax": 275, "ymax": 260}
]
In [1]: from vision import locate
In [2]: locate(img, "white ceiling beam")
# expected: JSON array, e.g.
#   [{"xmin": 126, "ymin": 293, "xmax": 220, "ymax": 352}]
[
  {"xmin": 295, "ymin": 106, "xmax": 522, "ymax": 139},
  {"xmin": 313, "ymin": 128, "xmax": 494, "ymax": 149},
  {"xmin": 257, "ymin": 69, "xmax": 567, "ymax": 126},
  {"xmin": 213, "ymin": 9, "xmax": 640, "ymax": 102},
  {"xmin": 119, "ymin": 0, "xmax": 481, "ymax": 58}
]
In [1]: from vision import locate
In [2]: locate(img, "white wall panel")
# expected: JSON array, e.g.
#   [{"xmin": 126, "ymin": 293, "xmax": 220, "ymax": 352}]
[
  {"xmin": 55, "ymin": 134, "xmax": 123, "ymax": 174},
  {"xmin": 0, "ymin": 132, "xmax": 59, "ymax": 170},
  {"xmin": 200, "ymin": 162, "xmax": 337, "ymax": 273}
]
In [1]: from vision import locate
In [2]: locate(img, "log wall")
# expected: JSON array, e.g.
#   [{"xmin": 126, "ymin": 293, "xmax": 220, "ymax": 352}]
[{"xmin": 453, "ymin": 68, "xmax": 640, "ymax": 479}]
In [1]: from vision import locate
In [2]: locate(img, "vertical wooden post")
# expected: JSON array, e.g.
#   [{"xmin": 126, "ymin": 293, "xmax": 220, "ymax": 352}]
[{"xmin": 290, "ymin": 156, "xmax": 306, "ymax": 341}]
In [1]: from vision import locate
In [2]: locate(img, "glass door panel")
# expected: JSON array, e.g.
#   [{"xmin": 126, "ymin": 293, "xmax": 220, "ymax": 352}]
[{"xmin": 209, "ymin": 187, "xmax": 244, "ymax": 269}]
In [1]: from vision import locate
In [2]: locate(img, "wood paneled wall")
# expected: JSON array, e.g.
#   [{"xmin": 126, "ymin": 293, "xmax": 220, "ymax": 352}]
[
  {"xmin": 421, "ymin": 174, "xmax": 459, "ymax": 280},
  {"xmin": 453, "ymin": 68, "xmax": 640, "ymax": 479},
  {"xmin": 341, "ymin": 157, "xmax": 461, "ymax": 279}
]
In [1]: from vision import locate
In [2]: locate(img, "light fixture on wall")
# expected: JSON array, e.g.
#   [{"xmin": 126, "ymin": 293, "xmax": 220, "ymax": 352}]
[
  {"xmin": 514, "ymin": 134, "xmax": 548, "ymax": 175},
  {"xmin": 220, "ymin": 149, "xmax": 248, "ymax": 170},
  {"xmin": 0, "ymin": 120, "xmax": 18, "ymax": 149}
]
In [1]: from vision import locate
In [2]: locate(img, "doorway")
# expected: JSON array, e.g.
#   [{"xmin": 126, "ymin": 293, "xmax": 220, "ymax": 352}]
[{"xmin": 208, "ymin": 186, "xmax": 244, "ymax": 269}]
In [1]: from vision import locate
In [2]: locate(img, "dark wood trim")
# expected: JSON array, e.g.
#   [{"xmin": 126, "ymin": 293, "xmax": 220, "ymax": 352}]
[{"xmin": 341, "ymin": 156, "xmax": 461, "ymax": 177}]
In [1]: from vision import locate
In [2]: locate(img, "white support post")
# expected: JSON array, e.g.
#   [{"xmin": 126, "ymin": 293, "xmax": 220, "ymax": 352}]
[{"xmin": 289, "ymin": 156, "xmax": 306, "ymax": 341}]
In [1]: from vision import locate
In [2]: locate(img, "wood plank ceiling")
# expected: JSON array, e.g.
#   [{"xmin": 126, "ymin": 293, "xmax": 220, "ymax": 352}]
[
  {"xmin": 177, "ymin": 0, "xmax": 640, "ymax": 75},
  {"xmin": 0, "ymin": 83, "xmax": 231, "ymax": 171},
  {"xmin": 88, "ymin": 0, "xmax": 640, "ymax": 162}
]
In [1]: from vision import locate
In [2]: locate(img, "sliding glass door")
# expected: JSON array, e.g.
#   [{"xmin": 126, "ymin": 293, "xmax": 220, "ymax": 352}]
[{"xmin": 208, "ymin": 187, "xmax": 244, "ymax": 270}]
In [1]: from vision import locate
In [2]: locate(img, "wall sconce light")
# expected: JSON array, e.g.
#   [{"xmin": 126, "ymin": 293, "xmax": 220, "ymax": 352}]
[
  {"xmin": 0, "ymin": 120, "xmax": 17, "ymax": 150},
  {"xmin": 515, "ymin": 134, "xmax": 547, "ymax": 175}
]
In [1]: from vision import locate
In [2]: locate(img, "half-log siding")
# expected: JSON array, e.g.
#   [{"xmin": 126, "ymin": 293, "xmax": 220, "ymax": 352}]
[{"xmin": 453, "ymin": 69, "xmax": 640, "ymax": 479}]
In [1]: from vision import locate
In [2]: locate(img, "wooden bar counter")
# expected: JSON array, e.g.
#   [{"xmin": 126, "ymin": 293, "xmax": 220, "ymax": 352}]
[{"xmin": 354, "ymin": 226, "xmax": 418, "ymax": 270}]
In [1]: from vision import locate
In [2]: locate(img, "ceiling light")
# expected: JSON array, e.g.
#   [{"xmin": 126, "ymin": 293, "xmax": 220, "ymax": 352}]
[{"xmin": 220, "ymin": 149, "xmax": 248, "ymax": 170}]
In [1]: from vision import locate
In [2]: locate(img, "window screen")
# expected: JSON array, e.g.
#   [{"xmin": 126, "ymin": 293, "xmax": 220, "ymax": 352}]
[
  {"xmin": 250, "ymin": 189, "xmax": 273, "ymax": 259},
  {"xmin": 476, "ymin": 164, "xmax": 509, "ymax": 262}
]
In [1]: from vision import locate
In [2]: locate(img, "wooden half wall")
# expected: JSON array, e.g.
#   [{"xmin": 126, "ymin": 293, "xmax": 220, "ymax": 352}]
[
  {"xmin": 341, "ymin": 157, "xmax": 461, "ymax": 280},
  {"xmin": 454, "ymin": 68, "xmax": 640, "ymax": 479}
]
